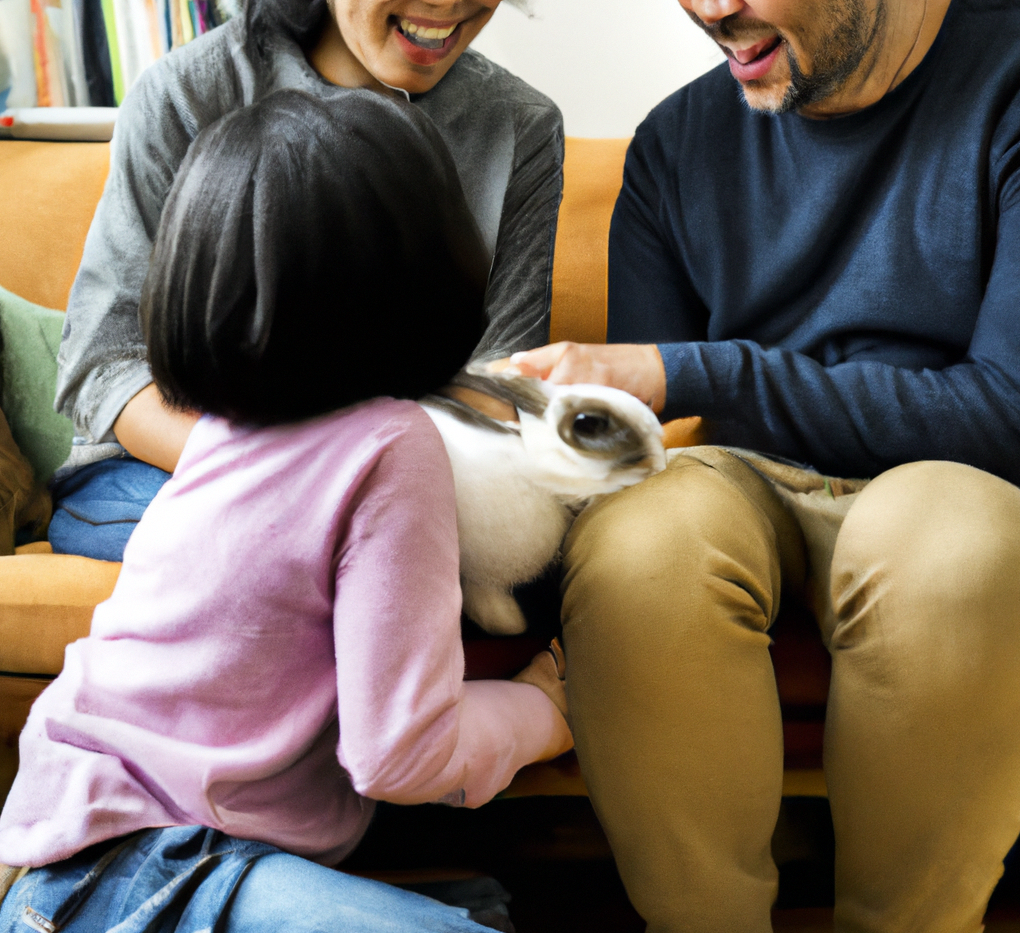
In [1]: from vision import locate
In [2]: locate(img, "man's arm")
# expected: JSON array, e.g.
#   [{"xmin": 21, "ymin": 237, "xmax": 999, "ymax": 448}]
[
  {"xmin": 639, "ymin": 187, "xmax": 1020, "ymax": 483},
  {"xmin": 517, "ymin": 133, "xmax": 1020, "ymax": 485}
]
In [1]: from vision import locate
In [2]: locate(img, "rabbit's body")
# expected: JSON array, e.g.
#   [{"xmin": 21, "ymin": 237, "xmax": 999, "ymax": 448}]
[{"xmin": 422, "ymin": 371, "xmax": 666, "ymax": 635}]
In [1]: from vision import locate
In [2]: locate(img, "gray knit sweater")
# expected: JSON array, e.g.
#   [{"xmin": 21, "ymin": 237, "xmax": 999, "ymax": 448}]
[{"xmin": 54, "ymin": 17, "xmax": 563, "ymax": 458}]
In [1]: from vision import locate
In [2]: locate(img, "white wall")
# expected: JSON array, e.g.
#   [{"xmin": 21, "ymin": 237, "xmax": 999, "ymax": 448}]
[{"xmin": 471, "ymin": 0, "xmax": 724, "ymax": 138}]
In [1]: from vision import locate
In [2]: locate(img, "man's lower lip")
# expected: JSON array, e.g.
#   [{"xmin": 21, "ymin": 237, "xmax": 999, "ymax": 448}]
[
  {"xmin": 393, "ymin": 23, "xmax": 461, "ymax": 66},
  {"xmin": 727, "ymin": 40, "xmax": 782, "ymax": 83}
]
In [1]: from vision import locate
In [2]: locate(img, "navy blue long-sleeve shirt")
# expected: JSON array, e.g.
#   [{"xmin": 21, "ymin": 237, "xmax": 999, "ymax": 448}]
[{"xmin": 608, "ymin": 0, "xmax": 1020, "ymax": 483}]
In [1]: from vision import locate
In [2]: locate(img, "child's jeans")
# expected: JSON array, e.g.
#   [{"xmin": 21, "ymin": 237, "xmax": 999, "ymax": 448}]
[{"xmin": 0, "ymin": 826, "xmax": 492, "ymax": 933}]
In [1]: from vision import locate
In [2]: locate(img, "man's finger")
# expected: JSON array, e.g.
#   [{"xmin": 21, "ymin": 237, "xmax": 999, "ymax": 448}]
[{"xmin": 509, "ymin": 342, "xmax": 574, "ymax": 379}]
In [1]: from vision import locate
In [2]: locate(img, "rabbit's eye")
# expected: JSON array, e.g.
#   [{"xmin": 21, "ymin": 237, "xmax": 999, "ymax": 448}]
[
  {"xmin": 564, "ymin": 409, "xmax": 636, "ymax": 456},
  {"xmin": 573, "ymin": 413, "xmax": 611, "ymax": 437}
]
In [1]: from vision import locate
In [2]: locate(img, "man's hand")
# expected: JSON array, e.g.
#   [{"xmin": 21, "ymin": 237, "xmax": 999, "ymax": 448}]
[{"xmin": 505, "ymin": 342, "xmax": 667, "ymax": 415}]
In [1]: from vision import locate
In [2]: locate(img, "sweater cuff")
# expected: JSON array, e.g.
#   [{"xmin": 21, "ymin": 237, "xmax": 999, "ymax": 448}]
[
  {"xmin": 657, "ymin": 341, "xmax": 744, "ymax": 423},
  {"xmin": 80, "ymin": 361, "xmax": 154, "ymax": 446}
]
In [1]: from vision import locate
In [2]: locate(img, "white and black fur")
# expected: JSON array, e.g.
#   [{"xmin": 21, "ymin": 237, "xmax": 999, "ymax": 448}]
[{"xmin": 421, "ymin": 368, "xmax": 666, "ymax": 636}]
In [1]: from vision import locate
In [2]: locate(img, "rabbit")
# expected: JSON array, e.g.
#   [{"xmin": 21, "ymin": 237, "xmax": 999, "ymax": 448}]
[{"xmin": 420, "ymin": 368, "xmax": 666, "ymax": 636}]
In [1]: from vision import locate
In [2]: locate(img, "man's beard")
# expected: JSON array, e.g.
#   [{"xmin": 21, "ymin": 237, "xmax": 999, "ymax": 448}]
[{"xmin": 691, "ymin": 0, "xmax": 884, "ymax": 114}]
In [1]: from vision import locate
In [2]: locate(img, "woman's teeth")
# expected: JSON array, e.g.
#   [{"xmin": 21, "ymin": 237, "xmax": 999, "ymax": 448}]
[{"xmin": 398, "ymin": 18, "xmax": 457, "ymax": 49}]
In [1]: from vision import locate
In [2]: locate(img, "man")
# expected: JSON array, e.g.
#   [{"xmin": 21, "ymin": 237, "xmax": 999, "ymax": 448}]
[{"xmin": 511, "ymin": 0, "xmax": 1020, "ymax": 930}]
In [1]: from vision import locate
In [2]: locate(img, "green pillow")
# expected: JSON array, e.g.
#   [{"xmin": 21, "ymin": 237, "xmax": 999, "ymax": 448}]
[{"xmin": 0, "ymin": 285, "xmax": 74, "ymax": 484}]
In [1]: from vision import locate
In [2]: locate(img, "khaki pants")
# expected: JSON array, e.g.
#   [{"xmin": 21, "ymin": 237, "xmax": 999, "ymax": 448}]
[
  {"xmin": 562, "ymin": 448, "xmax": 1020, "ymax": 933},
  {"xmin": 0, "ymin": 865, "xmax": 27, "ymax": 910}
]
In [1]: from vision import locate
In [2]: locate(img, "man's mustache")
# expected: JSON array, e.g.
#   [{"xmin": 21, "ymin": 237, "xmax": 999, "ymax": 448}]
[{"xmin": 684, "ymin": 8, "xmax": 780, "ymax": 43}]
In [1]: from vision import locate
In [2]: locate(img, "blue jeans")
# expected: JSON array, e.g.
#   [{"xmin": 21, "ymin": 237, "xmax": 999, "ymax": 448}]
[
  {"xmin": 48, "ymin": 457, "xmax": 171, "ymax": 562},
  {"xmin": 0, "ymin": 827, "xmax": 494, "ymax": 933}
]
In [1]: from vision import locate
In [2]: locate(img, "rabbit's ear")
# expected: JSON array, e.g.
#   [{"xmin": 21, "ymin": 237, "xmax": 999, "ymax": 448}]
[{"xmin": 457, "ymin": 365, "xmax": 550, "ymax": 417}]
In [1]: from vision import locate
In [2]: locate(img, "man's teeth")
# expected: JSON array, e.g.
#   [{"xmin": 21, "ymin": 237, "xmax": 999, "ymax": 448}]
[{"xmin": 399, "ymin": 18, "xmax": 457, "ymax": 48}]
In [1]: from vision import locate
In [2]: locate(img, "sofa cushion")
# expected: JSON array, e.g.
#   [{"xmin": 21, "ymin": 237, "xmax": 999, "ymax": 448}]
[
  {"xmin": 0, "ymin": 285, "xmax": 74, "ymax": 483},
  {"xmin": 0, "ymin": 140, "xmax": 110, "ymax": 312},
  {"xmin": 550, "ymin": 137, "xmax": 630, "ymax": 345},
  {"xmin": 0, "ymin": 407, "xmax": 50, "ymax": 554}
]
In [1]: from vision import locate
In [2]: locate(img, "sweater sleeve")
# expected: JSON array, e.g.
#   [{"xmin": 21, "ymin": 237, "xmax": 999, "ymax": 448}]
[
  {"xmin": 332, "ymin": 414, "xmax": 571, "ymax": 808},
  {"xmin": 609, "ymin": 121, "xmax": 1020, "ymax": 485},
  {"xmin": 54, "ymin": 27, "xmax": 247, "ymax": 444},
  {"xmin": 474, "ymin": 101, "xmax": 563, "ymax": 361}
]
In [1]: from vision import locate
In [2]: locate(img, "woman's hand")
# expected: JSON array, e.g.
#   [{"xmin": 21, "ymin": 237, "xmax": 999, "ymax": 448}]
[
  {"xmin": 504, "ymin": 342, "xmax": 667, "ymax": 415},
  {"xmin": 113, "ymin": 383, "xmax": 201, "ymax": 474},
  {"xmin": 513, "ymin": 638, "xmax": 569, "ymax": 724}
]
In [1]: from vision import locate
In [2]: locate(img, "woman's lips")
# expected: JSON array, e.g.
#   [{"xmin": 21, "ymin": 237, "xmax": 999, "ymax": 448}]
[
  {"xmin": 726, "ymin": 36, "xmax": 783, "ymax": 83},
  {"xmin": 393, "ymin": 17, "xmax": 462, "ymax": 66}
]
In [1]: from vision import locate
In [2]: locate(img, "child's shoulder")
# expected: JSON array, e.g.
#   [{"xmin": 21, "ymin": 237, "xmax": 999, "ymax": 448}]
[
  {"xmin": 187, "ymin": 398, "xmax": 445, "ymax": 471},
  {"xmin": 313, "ymin": 398, "xmax": 444, "ymax": 452}
]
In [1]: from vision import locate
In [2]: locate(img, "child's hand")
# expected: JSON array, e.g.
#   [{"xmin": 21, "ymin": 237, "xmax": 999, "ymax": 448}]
[{"xmin": 513, "ymin": 638, "xmax": 569, "ymax": 724}]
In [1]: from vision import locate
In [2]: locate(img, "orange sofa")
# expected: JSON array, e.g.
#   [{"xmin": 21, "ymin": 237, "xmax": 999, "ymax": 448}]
[{"xmin": 0, "ymin": 137, "xmax": 831, "ymax": 804}]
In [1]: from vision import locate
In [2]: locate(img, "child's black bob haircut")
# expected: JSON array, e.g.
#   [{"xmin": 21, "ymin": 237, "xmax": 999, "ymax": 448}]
[{"xmin": 141, "ymin": 89, "xmax": 488, "ymax": 427}]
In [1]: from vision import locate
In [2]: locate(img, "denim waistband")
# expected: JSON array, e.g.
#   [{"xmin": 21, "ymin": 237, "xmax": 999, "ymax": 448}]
[{"xmin": 1, "ymin": 828, "xmax": 278, "ymax": 933}]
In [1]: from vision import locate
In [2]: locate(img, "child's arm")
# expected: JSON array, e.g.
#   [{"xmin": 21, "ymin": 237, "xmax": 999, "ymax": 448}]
[
  {"xmin": 331, "ymin": 406, "xmax": 573, "ymax": 809},
  {"xmin": 513, "ymin": 639, "xmax": 568, "ymax": 723}
]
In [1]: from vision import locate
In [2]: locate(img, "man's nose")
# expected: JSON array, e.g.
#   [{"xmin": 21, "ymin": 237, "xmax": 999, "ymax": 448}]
[{"xmin": 681, "ymin": 0, "xmax": 746, "ymax": 26}]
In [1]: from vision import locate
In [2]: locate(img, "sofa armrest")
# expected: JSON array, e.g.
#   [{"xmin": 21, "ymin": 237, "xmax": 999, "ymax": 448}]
[{"xmin": 0, "ymin": 549, "xmax": 120, "ymax": 675}]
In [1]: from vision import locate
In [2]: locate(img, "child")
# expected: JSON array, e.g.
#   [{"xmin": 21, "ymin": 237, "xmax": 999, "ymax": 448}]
[{"xmin": 0, "ymin": 89, "xmax": 572, "ymax": 932}]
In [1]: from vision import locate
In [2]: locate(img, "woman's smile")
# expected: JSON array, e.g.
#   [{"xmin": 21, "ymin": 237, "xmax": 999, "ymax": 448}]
[
  {"xmin": 311, "ymin": 1, "xmax": 501, "ymax": 95},
  {"xmin": 391, "ymin": 13, "xmax": 465, "ymax": 66}
]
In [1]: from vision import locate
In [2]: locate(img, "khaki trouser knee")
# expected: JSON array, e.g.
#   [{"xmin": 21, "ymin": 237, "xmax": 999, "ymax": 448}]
[
  {"xmin": 825, "ymin": 461, "xmax": 1020, "ymax": 933},
  {"xmin": 561, "ymin": 450, "xmax": 805, "ymax": 933},
  {"xmin": 563, "ymin": 453, "xmax": 1020, "ymax": 933}
]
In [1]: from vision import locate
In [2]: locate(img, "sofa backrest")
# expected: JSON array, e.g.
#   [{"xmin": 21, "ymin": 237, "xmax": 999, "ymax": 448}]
[
  {"xmin": 0, "ymin": 137, "xmax": 628, "ymax": 339},
  {"xmin": 1, "ymin": 134, "xmax": 707, "ymax": 451},
  {"xmin": 550, "ymin": 138, "xmax": 629, "ymax": 344},
  {"xmin": 0, "ymin": 135, "xmax": 704, "ymax": 451},
  {"xmin": 0, "ymin": 141, "xmax": 110, "ymax": 313}
]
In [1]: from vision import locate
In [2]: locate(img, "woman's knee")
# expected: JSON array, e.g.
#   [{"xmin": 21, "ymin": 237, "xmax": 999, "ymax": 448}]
[{"xmin": 47, "ymin": 458, "xmax": 170, "ymax": 561}]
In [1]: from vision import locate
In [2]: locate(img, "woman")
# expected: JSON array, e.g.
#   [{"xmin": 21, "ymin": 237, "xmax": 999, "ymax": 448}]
[{"xmin": 49, "ymin": 0, "xmax": 562, "ymax": 562}]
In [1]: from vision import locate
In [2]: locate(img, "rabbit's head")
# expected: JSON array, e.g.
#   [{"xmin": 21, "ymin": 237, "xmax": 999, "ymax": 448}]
[{"xmin": 446, "ymin": 367, "xmax": 666, "ymax": 503}]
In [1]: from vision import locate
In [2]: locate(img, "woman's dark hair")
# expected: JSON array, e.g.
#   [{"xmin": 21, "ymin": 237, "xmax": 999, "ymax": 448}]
[
  {"xmin": 140, "ymin": 89, "xmax": 488, "ymax": 426},
  {"xmin": 244, "ymin": 0, "xmax": 329, "ymax": 63}
]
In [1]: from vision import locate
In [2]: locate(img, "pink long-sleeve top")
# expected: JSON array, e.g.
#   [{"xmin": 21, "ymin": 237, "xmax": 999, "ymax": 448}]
[{"xmin": 0, "ymin": 399, "xmax": 571, "ymax": 868}]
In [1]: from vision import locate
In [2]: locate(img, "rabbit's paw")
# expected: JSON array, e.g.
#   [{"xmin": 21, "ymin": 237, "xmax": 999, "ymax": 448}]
[{"xmin": 463, "ymin": 581, "xmax": 529, "ymax": 635}]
